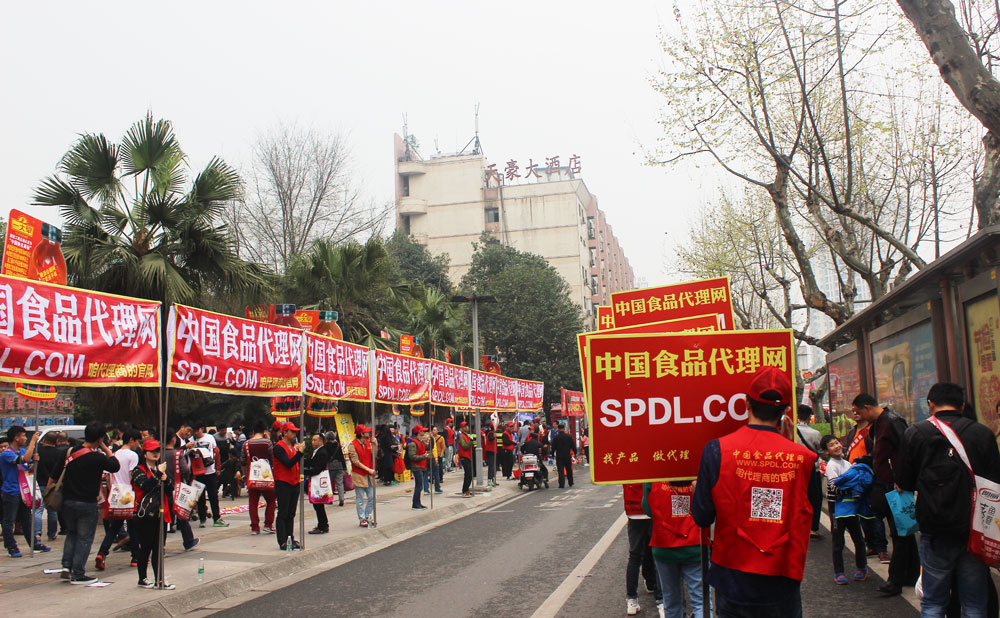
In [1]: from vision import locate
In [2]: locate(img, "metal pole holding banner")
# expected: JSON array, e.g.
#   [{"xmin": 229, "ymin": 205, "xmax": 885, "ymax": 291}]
[
  {"xmin": 369, "ymin": 347, "xmax": 378, "ymax": 527},
  {"xmin": 700, "ymin": 526, "xmax": 710, "ymax": 618},
  {"xmin": 157, "ymin": 305, "xmax": 169, "ymax": 589},
  {"xmin": 472, "ymin": 300, "xmax": 483, "ymax": 490},
  {"xmin": 298, "ymin": 402, "xmax": 306, "ymax": 550},
  {"xmin": 29, "ymin": 399, "xmax": 39, "ymax": 558}
]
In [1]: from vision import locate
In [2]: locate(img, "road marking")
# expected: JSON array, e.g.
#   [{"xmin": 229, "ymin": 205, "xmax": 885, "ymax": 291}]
[
  {"xmin": 529, "ymin": 512, "xmax": 627, "ymax": 618},
  {"xmin": 481, "ymin": 491, "xmax": 532, "ymax": 513}
]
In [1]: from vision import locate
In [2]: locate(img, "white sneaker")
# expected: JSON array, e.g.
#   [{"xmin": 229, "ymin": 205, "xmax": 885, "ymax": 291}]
[
  {"xmin": 626, "ymin": 598, "xmax": 640, "ymax": 615},
  {"xmin": 657, "ymin": 605, "xmax": 665, "ymax": 618}
]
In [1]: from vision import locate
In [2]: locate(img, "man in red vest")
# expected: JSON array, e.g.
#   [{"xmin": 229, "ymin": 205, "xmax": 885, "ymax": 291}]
[
  {"xmin": 623, "ymin": 483, "xmax": 660, "ymax": 615},
  {"xmin": 692, "ymin": 366, "xmax": 819, "ymax": 617},
  {"xmin": 500, "ymin": 422, "xmax": 516, "ymax": 480},
  {"xmin": 272, "ymin": 421, "xmax": 304, "ymax": 551},
  {"xmin": 405, "ymin": 426, "xmax": 431, "ymax": 509}
]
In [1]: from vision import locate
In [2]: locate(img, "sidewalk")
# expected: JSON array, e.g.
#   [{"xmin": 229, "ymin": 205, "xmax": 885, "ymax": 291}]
[{"xmin": 0, "ymin": 468, "xmax": 520, "ymax": 617}]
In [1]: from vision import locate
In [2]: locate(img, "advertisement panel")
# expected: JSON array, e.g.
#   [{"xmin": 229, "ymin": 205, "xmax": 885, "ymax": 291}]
[
  {"xmin": 561, "ymin": 388, "xmax": 585, "ymax": 417},
  {"xmin": 966, "ymin": 293, "xmax": 1000, "ymax": 435},
  {"xmin": 0, "ymin": 275, "xmax": 160, "ymax": 387},
  {"xmin": 596, "ymin": 305, "xmax": 615, "ymax": 330},
  {"xmin": 168, "ymin": 304, "xmax": 303, "ymax": 396},
  {"xmin": 303, "ymin": 332, "xmax": 370, "ymax": 402},
  {"xmin": 871, "ymin": 320, "xmax": 937, "ymax": 424},
  {"xmin": 495, "ymin": 376, "xmax": 518, "ymax": 411},
  {"xmin": 373, "ymin": 349, "xmax": 430, "ymax": 404},
  {"xmin": 610, "ymin": 277, "xmax": 735, "ymax": 330},
  {"xmin": 470, "ymin": 370, "xmax": 497, "ymax": 409},
  {"xmin": 515, "ymin": 379, "xmax": 544, "ymax": 412},
  {"xmin": 1, "ymin": 209, "xmax": 44, "ymax": 279},
  {"xmin": 586, "ymin": 329, "xmax": 796, "ymax": 483},
  {"xmin": 430, "ymin": 360, "xmax": 471, "ymax": 407},
  {"xmin": 827, "ymin": 351, "xmax": 861, "ymax": 441}
]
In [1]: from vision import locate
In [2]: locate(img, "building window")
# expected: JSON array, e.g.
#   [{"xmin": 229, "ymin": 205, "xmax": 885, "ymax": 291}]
[
  {"xmin": 589, "ymin": 247, "xmax": 596, "ymax": 268},
  {"xmin": 587, "ymin": 216, "xmax": 595, "ymax": 240},
  {"xmin": 401, "ymin": 175, "xmax": 410, "ymax": 197},
  {"xmin": 485, "ymin": 207, "xmax": 500, "ymax": 224},
  {"xmin": 401, "ymin": 215, "xmax": 410, "ymax": 235}
]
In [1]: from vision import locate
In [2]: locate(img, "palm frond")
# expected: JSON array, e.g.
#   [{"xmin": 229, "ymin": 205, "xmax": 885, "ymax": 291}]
[
  {"xmin": 138, "ymin": 251, "xmax": 195, "ymax": 304},
  {"xmin": 121, "ymin": 114, "xmax": 184, "ymax": 177},
  {"xmin": 186, "ymin": 157, "xmax": 242, "ymax": 218},
  {"xmin": 59, "ymin": 133, "xmax": 120, "ymax": 207}
]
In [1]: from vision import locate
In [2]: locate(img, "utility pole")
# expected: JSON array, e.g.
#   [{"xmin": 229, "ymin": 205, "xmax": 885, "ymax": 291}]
[{"xmin": 451, "ymin": 294, "xmax": 496, "ymax": 491}]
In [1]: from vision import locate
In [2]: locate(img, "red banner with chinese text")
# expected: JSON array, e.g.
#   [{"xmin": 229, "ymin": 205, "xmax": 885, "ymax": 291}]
[
  {"xmin": 585, "ymin": 330, "xmax": 796, "ymax": 484},
  {"xmin": 373, "ymin": 349, "xmax": 430, "ymax": 404},
  {"xmin": 168, "ymin": 305, "xmax": 303, "ymax": 396},
  {"xmin": 469, "ymin": 369, "xmax": 497, "ymax": 409},
  {"xmin": 516, "ymin": 379, "xmax": 544, "ymax": 412},
  {"xmin": 578, "ymin": 314, "xmax": 721, "ymax": 398},
  {"xmin": 429, "ymin": 360, "xmax": 471, "ymax": 407},
  {"xmin": 0, "ymin": 275, "xmax": 161, "ymax": 387},
  {"xmin": 303, "ymin": 332, "xmax": 370, "ymax": 402},
  {"xmin": 561, "ymin": 388, "xmax": 585, "ymax": 417},
  {"xmin": 610, "ymin": 277, "xmax": 735, "ymax": 330},
  {"xmin": 596, "ymin": 305, "xmax": 615, "ymax": 330},
  {"xmin": 494, "ymin": 376, "xmax": 518, "ymax": 411}
]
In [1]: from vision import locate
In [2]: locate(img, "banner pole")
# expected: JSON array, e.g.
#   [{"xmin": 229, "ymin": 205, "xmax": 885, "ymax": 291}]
[
  {"xmin": 30, "ymin": 398, "xmax": 39, "ymax": 558},
  {"xmin": 369, "ymin": 348, "xmax": 377, "ymax": 527},
  {"xmin": 298, "ymin": 400, "xmax": 305, "ymax": 550},
  {"xmin": 701, "ymin": 526, "xmax": 710, "ymax": 618},
  {"xmin": 157, "ymin": 307, "xmax": 169, "ymax": 589}
]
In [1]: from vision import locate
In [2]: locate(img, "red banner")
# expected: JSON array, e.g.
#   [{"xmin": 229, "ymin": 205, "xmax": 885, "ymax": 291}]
[
  {"xmin": 596, "ymin": 305, "xmax": 615, "ymax": 330},
  {"xmin": 585, "ymin": 330, "xmax": 795, "ymax": 483},
  {"xmin": 495, "ymin": 376, "xmax": 518, "ymax": 411},
  {"xmin": 561, "ymin": 387, "xmax": 585, "ymax": 417},
  {"xmin": 610, "ymin": 277, "xmax": 735, "ymax": 330},
  {"xmin": 374, "ymin": 349, "xmax": 430, "ymax": 404},
  {"xmin": 578, "ymin": 314, "xmax": 721, "ymax": 397},
  {"xmin": 516, "ymin": 379, "xmax": 544, "ymax": 412},
  {"xmin": 430, "ymin": 360, "xmax": 471, "ymax": 407},
  {"xmin": 470, "ymin": 369, "xmax": 497, "ymax": 409},
  {"xmin": 168, "ymin": 305, "xmax": 303, "ymax": 396},
  {"xmin": 304, "ymin": 332, "xmax": 370, "ymax": 402},
  {"xmin": 0, "ymin": 275, "xmax": 161, "ymax": 387}
]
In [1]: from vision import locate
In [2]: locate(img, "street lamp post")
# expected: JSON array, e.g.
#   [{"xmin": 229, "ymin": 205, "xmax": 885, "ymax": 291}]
[{"xmin": 451, "ymin": 294, "xmax": 496, "ymax": 490}]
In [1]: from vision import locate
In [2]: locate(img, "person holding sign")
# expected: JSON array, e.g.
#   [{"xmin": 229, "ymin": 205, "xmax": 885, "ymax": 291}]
[{"xmin": 692, "ymin": 366, "xmax": 819, "ymax": 618}]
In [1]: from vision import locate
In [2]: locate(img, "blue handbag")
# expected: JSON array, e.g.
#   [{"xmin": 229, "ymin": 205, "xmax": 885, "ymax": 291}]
[{"xmin": 885, "ymin": 489, "xmax": 919, "ymax": 536}]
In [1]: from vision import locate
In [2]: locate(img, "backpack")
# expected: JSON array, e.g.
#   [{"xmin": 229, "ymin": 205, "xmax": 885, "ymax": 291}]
[{"xmin": 913, "ymin": 418, "xmax": 976, "ymax": 537}]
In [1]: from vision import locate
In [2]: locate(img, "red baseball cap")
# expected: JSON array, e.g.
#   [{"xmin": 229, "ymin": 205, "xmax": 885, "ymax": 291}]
[
  {"xmin": 355, "ymin": 424, "xmax": 370, "ymax": 434},
  {"xmin": 142, "ymin": 439, "xmax": 161, "ymax": 451},
  {"xmin": 459, "ymin": 421, "xmax": 468, "ymax": 428},
  {"xmin": 271, "ymin": 420, "xmax": 283, "ymax": 432},
  {"xmin": 281, "ymin": 421, "xmax": 300, "ymax": 432},
  {"xmin": 747, "ymin": 366, "xmax": 792, "ymax": 406},
  {"xmin": 413, "ymin": 424, "xmax": 426, "ymax": 434}
]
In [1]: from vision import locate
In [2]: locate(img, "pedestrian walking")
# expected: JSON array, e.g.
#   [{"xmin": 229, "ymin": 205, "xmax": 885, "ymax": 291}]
[
  {"xmin": 163, "ymin": 431, "xmax": 199, "ymax": 550},
  {"xmin": 820, "ymin": 435, "xmax": 870, "ymax": 585},
  {"xmin": 853, "ymin": 393, "xmax": 920, "ymax": 595},
  {"xmin": 551, "ymin": 424, "xmax": 576, "ymax": 488},
  {"xmin": 431, "ymin": 427, "xmax": 445, "ymax": 493},
  {"xmin": 692, "ymin": 366, "xmax": 819, "ymax": 617},
  {"xmin": 35, "ymin": 431, "xmax": 62, "ymax": 542},
  {"xmin": 272, "ymin": 421, "xmax": 304, "ymax": 550},
  {"xmin": 192, "ymin": 423, "xmax": 228, "ymax": 528},
  {"xmin": 797, "ymin": 405, "xmax": 824, "ymax": 540},
  {"xmin": 95, "ymin": 428, "xmax": 141, "ymax": 571},
  {"xmin": 305, "ymin": 433, "xmax": 330, "ymax": 534},
  {"xmin": 405, "ymin": 426, "xmax": 431, "ymax": 509},
  {"xmin": 624, "ymin": 483, "xmax": 660, "ymax": 615},
  {"xmin": 348, "ymin": 424, "xmax": 377, "ymax": 526},
  {"xmin": 58, "ymin": 422, "xmax": 121, "ymax": 584},
  {"xmin": 323, "ymin": 431, "xmax": 347, "ymax": 507},
  {"xmin": 242, "ymin": 422, "xmax": 276, "ymax": 535},
  {"xmin": 131, "ymin": 439, "xmax": 175, "ymax": 589},
  {"xmin": 457, "ymin": 422, "xmax": 474, "ymax": 497},
  {"xmin": 500, "ymin": 422, "xmax": 516, "ymax": 480},
  {"xmin": 842, "ymin": 407, "xmax": 887, "ymax": 561},
  {"xmin": 895, "ymin": 383, "xmax": 1000, "ymax": 616},
  {"xmin": 482, "ymin": 422, "xmax": 498, "ymax": 486},
  {"xmin": 444, "ymin": 418, "xmax": 456, "ymax": 471},
  {"xmin": 2, "ymin": 426, "xmax": 48, "ymax": 558},
  {"xmin": 644, "ymin": 481, "xmax": 700, "ymax": 618}
]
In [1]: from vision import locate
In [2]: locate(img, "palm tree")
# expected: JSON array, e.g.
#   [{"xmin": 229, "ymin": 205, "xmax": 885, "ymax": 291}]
[
  {"xmin": 32, "ymin": 114, "xmax": 270, "ymax": 307},
  {"xmin": 390, "ymin": 283, "xmax": 468, "ymax": 360},
  {"xmin": 284, "ymin": 237, "xmax": 394, "ymax": 346}
]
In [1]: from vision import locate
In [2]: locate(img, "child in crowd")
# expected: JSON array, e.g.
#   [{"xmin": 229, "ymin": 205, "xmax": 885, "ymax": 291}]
[
  {"xmin": 643, "ymin": 480, "xmax": 704, "ymax": 618},
  {"xmin": 820, "ymin": 435, "xmax": 871, "ymax": 585},
  {"xmin": 219, "ymin": 450, "xmax": 241, "ymax": 500}
]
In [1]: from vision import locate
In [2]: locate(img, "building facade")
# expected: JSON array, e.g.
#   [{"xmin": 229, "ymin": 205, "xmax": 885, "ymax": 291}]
[{"xmin": 394, "ymin": 134, "xmax": 634, "ymax": 327}]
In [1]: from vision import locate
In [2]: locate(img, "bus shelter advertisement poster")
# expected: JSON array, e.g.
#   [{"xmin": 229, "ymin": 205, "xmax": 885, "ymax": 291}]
[
  {"xmin": 966, "ymin": 293, "xmax": 1000, "ymax": 435},
  {"xmin": 872, "ymin": 320, "xmax": 937, "ymax": 424},
  {"xmin": 827, "ymin": 351, "xmax": 860, "ymax": 441}
]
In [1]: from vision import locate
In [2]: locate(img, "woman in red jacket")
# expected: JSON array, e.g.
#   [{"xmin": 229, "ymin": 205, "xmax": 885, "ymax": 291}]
[{"xmin": 131, "ymin": 439, "xmax": 174, "ymax": 590}]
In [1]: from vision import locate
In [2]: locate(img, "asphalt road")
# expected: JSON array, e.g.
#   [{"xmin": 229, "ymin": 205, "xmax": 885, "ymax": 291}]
[{"xmin": 213, "ymin": 468, "xmax": 921, "ymax": 618}]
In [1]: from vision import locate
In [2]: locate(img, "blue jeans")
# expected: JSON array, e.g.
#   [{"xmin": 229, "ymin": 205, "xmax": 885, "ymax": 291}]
[
  {"xmin": 412, "ymin": 469, "xmax": 426, "ymax": 507},
  {"xmin": 61, "ymin": 500, "xmax": 99, "ymax": 580},
  {"xmin": 2, "ymin": 492, "xmax": 31, "ymax": 551},
  {"xmin": 655, "ymin": 558, "xmax": 705, "ymax": 618},
  {"xmin": 919, "ymin": 534, "xmax": 989, "ymax": 617},
  {"xmin": 435, "ymin": 458, "xmax": 443, "ymax": 489},
  {"xmin": 354, "ymin": 485, "xmax": 374, "ymax": 521},
  {"xmin": 715, "ymin": 587, "xmax": 801, "ymax": 618}
]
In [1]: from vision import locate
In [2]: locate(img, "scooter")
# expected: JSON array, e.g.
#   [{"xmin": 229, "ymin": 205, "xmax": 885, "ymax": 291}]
[{"xmin": 517, "ymin": 454, "xmax": 549, "ymax": 490}]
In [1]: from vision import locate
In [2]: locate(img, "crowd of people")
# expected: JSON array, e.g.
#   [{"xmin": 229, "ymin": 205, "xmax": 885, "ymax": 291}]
[{"xmin": 622, "ymin": 367, "xmax": 1000, "ymax": 618}]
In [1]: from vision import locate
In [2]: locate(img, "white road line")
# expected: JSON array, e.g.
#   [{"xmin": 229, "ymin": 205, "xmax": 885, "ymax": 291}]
[
  {"xmin": 530, "ymin": 512, "xmax": 628, "ymax": 618},
  {"xmin": 481, "ymin": 491, "xmax": 532, "ymax": 513}
]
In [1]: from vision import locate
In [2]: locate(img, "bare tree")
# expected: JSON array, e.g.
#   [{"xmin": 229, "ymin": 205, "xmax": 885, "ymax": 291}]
[{"xmin": 226, "ymin": 125, "xmax": 390, "ymax": 271}]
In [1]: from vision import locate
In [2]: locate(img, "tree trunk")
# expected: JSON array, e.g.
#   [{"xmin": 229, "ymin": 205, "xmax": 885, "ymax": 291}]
[{"xmin": 976, "ymin": 131, "xmax": 1000, "ymax": 227}]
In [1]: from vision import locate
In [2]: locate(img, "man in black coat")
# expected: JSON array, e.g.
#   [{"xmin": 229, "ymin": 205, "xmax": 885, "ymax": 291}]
[{"xmin": 551, "ymin": 424, "xmax": 577, "ymax": 488}]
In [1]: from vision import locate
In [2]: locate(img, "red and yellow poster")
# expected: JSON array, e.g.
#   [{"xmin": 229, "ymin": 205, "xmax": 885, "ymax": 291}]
[
  {"xmin": 586, "ymin": 329, "xmax": 795, "ymax": 483},
  {"xmin": 516, "ymin": 379, "xmax": 545, "ymax": 412},
  {"xmin": 0, "ymin": 275, "xmax": 161, "ymax": 387},
  {"xmin": 561, "ymin": 387, "xmax": 585, "ymax": 417},
  {"xmin": 373, "ymin": 349, "xmax": 430, "ymax": 404},
  {"xmin": 399, "ymin": 334, "xmax": 415, "ymax": 356},
  {"xmin": 470, "ymin": 369, "xmax": 497, "ymax": 409},
  {"xmin": 1, "ymin": 209, "xmax": 44, "ymax": 279},
  {"xmin": 303, "ymin": 332, "xmax": 370, "ymax": 402},
  {"xmin": 494, "ymin": 375, "xmax": 518, "ymax": 411},
  {"xmin": 610, "ymin": 277, "xmax": 735, "ymax": 330},
  {"xmin": 168, "ymin": 304, "xmax": 303, "ymax": 396},
  {"xmin": 966, "ymin": 293, "xmax": 1000, "ymax": 435},
  {"xmin": 430, "ymin": 360, "xmax": 471, "ymax": 407},
  {"xmin": 596, "ymin": 305, "xmax": 615, "ymax": 330}
]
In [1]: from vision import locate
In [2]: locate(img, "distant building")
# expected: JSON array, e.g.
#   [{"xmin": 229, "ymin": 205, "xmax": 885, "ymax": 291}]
[{"xmin": 394, "ymin": 134, "xmax": 634, "ymax": 327}]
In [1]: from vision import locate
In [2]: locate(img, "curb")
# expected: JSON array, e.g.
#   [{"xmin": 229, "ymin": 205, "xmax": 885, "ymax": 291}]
[{"xmin": 115, "ymin": 485, "xmax": 519, "ymax": 617}]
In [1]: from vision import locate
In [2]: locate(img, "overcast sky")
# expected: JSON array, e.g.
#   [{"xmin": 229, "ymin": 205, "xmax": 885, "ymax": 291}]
[{"xmin": 1, "ymin": 1, "xmax": 730, "ymax": 287}]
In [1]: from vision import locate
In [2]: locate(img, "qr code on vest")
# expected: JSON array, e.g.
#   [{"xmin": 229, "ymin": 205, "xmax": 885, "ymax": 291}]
[
  {"xmin": 750, "ymin": 487, "xmax": 783, "ymax": 521},
  {"xmin": 671, "ymin": 494, "xmax": 691, "ymax": 517},
  {"xmin": 980, "ymin": 502, "xmax": 996, "ymax": 530}
]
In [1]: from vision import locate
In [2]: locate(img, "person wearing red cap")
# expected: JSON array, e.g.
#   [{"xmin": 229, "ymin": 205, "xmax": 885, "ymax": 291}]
[
  {"xmin": 272, "ymin": 422, "xmax": 304, "ymax": 550},
  {"xmin": 692, "ymin": 366, "xmax": 819, "ymax": 617},
  {"xmin": 348, "ymin": 424, "xmax": 378, "ymax": 526},
  {"xmin": 131, "ymin": 439, "xmax": 175, "ymax": 589},
  {"xmin": 457, "ymin": 421, "xmax": 473, "ymax": 497},
  {"xmin": 500, "ymin": 422, "xmax": 516, "ymax": 480},
  {"xmin": 405, "ymin": 426, "xmax": 431, "ymax": 509},
  {"xmin": 444, "ymin": 418, "xmax": 456, "ymax": 472}
]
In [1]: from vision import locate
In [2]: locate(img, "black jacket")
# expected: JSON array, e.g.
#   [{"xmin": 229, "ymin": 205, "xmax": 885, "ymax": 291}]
[
  {"xmin": 551, "ymin": 431, "xmax": 576, "ymax": 461},
  {"xmin": 305, "ymin": 446, "xmax": 330, "ymax": 477}
]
